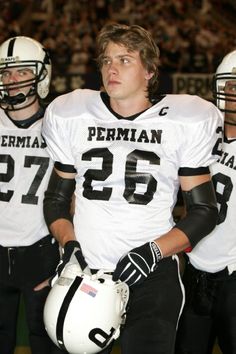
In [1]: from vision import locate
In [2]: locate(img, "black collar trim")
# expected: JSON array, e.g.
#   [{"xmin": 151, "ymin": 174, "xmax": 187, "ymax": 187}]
[
  {"xmin": 8, "ymin": 106, "xmax": 45, "ymax": 129},
  {"xmin": 100, "ymin": 92, "xmax": 165, "ymax": 120}
]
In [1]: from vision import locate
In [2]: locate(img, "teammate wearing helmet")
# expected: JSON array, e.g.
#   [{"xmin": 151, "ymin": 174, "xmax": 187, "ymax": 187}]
[
  {"xmin": 0, "ymin": 36, "xmax": 63, "ymax": 354},
  {"xmin": 175, "ymin": 50, "xmax": 236, "ymax": 354},
  {"xmin": 41, "ymin": 23, "xmax": 223, "ymax": 354}
]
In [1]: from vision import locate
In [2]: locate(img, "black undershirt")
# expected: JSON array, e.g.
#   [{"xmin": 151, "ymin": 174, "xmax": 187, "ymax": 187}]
[{"xmin": 7, "ymin": 106, "xmax": 45, "ymax": 128}]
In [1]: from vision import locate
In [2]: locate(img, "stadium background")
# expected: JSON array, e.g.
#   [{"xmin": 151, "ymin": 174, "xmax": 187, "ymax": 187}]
[{"xmin": 1, "ymin": 0, "xmax": 235, "ymax": 353}]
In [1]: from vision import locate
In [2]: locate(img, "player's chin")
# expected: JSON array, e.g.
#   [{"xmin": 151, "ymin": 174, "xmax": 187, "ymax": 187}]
[
  {"xmin": 104, "ymin": 83, "xmax": 120, "ymax": 95},
  {"xmin": 106, "ymin": 89, "xmax": 124, "ymax": 100}
]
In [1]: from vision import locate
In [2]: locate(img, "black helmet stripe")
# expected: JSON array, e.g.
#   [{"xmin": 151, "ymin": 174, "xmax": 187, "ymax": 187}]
[
  {"xmin": 7, "ymin": 38, "xmax": 16, "ymax": 56},
  {"xmin": 56, "ymin": 276, "xmax": 83, "ymax": 351}
]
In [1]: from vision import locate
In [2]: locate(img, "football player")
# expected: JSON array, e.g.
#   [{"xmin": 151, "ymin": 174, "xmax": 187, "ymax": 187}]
[
  {"xmin": 41, "ymin": 23, "xmax": 223, "ymax": 354},
  {"xmin": 0, "ymin": 37, "xmax": 64, "ymax": 354},
  {"xmin": 175, "ymin": 51, "xmax": 236, "ymax": 354}
]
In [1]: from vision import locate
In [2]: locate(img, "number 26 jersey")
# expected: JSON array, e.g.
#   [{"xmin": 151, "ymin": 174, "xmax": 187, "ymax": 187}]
[{"xmin": 43, "ymin": 89, "xmax": 223, "ymax": 270}]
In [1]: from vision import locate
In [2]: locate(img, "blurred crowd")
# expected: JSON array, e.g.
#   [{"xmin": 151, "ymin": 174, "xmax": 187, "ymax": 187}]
[{"xmin": 0, "ymin": 0, "xmax": 235, "ymax": 83}]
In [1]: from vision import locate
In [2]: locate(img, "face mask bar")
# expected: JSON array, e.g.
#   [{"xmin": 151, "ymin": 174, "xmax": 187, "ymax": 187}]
[
  {"xmin": 0, "ymin": 61, "xmax": 47, "ymax": 111},
  {"xmin": 213, "ymin": 73, "xmax": 236, "ymax": 114}
]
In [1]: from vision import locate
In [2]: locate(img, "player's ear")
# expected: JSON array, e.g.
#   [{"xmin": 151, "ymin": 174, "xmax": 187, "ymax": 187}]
[{"xmin": 145, "ymin": 71, "xmax": 154, "ymax": 80}]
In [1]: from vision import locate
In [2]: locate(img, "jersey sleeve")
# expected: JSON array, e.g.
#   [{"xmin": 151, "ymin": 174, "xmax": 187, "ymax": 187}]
[
  {"xmin": 179, "ymin": 103, "xmax": 223, "ymax": 169},
  {"xmin": 42, "ymin": 100, "xmax": 75, "ymax": 167}
]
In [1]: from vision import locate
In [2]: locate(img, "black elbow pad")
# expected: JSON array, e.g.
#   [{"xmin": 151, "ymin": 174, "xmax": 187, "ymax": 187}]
[
  {"xmin": 175, "ymin": 181, "xmax": 218, "ymax": 248},
  {"xmin": 44, "ymin": 169, "xmax": 76, "ymax": 228}
]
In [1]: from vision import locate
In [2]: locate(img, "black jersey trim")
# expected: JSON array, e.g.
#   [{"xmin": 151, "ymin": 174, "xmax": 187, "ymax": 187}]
[
  {"xmin": 225, "ymin": 121, "xmax": 236, "ymax": 126},
  {"xmin": 8, "ymin": 106, "xmax": 45, "ymax": 128},
  {"xmin": 54, "ymin": 161, "xmax": 77, "ymax": 173},
  {"xmin": 224, "ymin": 135, "xmax": 236, "ymax": 143},
  {"xmin": 100, "ymin": 92, "xmax": 165, "ymax": 121},
  {"xmin": 178, "ymin": 166, "xmax": 210, "ymax": 176}
]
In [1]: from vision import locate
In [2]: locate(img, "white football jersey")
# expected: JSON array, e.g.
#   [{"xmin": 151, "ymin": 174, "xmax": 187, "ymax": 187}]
[
  {"xmin": 188, "ymin": 136, "xmax": 236, "ymax": 273},
  {"xmin": 0, "ymin": 110, "xmax": 53, "ymax": 246},
  {"xmin": 43, "ymin": 89, "xmax": 223, "ymax": 270}
]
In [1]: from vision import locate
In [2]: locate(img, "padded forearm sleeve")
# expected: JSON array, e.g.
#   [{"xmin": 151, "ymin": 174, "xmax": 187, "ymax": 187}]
[
  {"xmin": 43, "ymin": 169, "xmax": 76, "ymax": 227},
  {"xmin": 175, "ymin": 181, "xmax": 218, "ymax": 248}
]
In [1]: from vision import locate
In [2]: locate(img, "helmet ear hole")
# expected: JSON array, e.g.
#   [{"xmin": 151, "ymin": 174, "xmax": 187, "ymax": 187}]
[
  {"xmin": 98, "ymin": 278, "xmax": 105, "ymax": 283},
  {"xmin": 43, "ymin": 264, "xmax": 129, "ymax": 354}
]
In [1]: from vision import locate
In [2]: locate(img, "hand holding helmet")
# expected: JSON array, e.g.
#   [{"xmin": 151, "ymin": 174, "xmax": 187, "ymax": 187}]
[
  {"xmin": 50, "ymin": 240, "xmax": 90, "ymax": 287},
  {"xmin": 44, "ymin": 264, "xmax": 129, "ymax": 354}
]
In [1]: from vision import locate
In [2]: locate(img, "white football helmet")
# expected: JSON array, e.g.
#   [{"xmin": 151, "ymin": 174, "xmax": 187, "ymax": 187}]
[
  {"xmin": 0, "ymin": 36, "xmax": 51, "ymax": 110},
  {"xmin": 212, "ymin": 50, "xmax": 236, "ymax": 113},
  {"xmin": 44, "ymin": 264, "xmax": 129, "ymax": 354}
]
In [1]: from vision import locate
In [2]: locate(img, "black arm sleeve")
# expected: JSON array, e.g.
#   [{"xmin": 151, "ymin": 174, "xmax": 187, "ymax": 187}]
[
  {"xmin": 175, "ymin": 181, "xmax": 218, "ymax": 248},
  {"xmin": 43, "ymin": 169, "xmax": 76, "ymax": 228}
]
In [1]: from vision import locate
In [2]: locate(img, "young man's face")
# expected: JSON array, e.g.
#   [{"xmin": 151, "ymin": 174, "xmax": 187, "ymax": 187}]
[
  {"xmin": 0, "ymin": 66, "xmax": 35, "ymax": 97},
  {"xmin": 0, "ymin": 65, "xmax": 37, "ymax": 111},
  {"xmin": 100, "ymin": 42, "xmax": 153, "ymax": 102}
]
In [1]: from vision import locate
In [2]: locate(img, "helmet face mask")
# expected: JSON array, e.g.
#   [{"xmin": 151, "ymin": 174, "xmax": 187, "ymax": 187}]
[
  {"xmin": 0, "ymin": 36, "xmax": 51, "ymax": 111},
  {"xmin": 213, "ymin": 50, "xmax": 236, "ymax": 114},
  {"xmin": 44, "ymin": 264, "xmax": 129, "ymax": 354},
  {"xmin": 0, "ymin": 64, "xmax": 37, "ymax": 110}
]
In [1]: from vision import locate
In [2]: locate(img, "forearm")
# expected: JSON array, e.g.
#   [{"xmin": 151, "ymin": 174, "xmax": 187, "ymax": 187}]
[
  {"xmin": 49, "ymin": 218, "xmax": 76, "ymax": 247},
  {"xmin": 154, "ymin": 227, "xmax": 190, "ymax": 258}
]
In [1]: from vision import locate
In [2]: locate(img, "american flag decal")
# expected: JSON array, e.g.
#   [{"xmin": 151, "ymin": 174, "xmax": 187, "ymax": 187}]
[{"xmin": 80, "ymin": 283, "xmax": 98, "ymax": 298}]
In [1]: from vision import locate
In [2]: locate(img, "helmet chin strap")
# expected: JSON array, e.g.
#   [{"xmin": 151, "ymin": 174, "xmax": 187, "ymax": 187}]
[
  {"xmin": 2, "ymin": 92, "xmax": 26, "ymax": 106},
  {"xmin": 2, "ymin": 86, "xmax": 37, "ymax": 111}
]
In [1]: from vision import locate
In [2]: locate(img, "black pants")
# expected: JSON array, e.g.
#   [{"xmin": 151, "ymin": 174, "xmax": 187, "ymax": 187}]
[
  {"xmin": 0, "ymin": 235, "xmax": 64, "ymax": 354},
  {"xmin": 175, "ymin": 260, "xmax": 236, "ymax": 354},
  {"xmin": 101, "ymin": 256, "xmax": 184, "ymax": 354}
]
